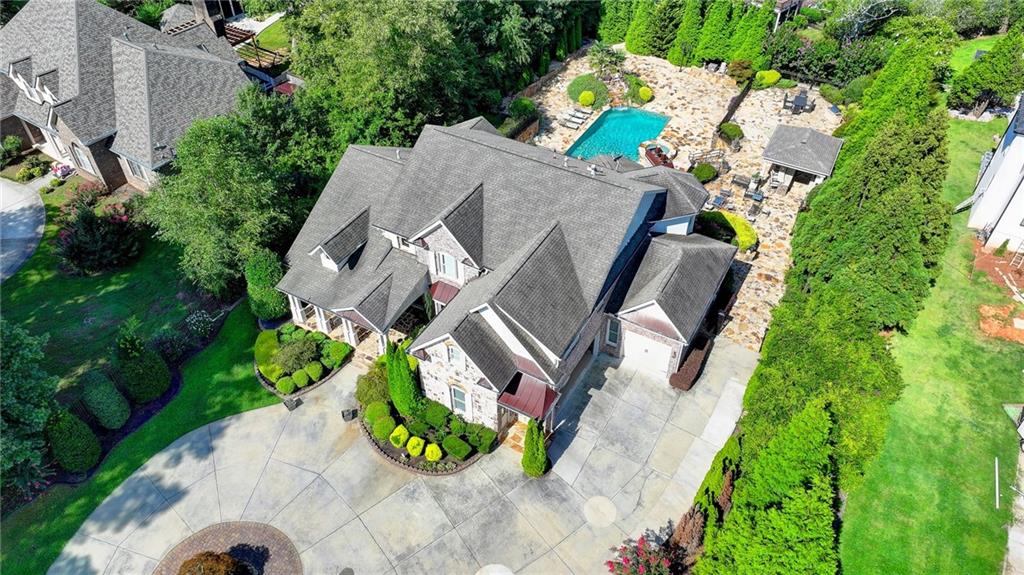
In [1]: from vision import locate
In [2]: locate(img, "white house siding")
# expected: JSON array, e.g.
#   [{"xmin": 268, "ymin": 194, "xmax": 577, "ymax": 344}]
[
  {"xmin": 968, "ymin": 111, "xmax": 1024, "ymax": 252},
  {"xmin": 651, "ymin": 214, "xmax": 695, "ymax": 236},
  {"xmin": 417, "ymin": 224, "xmax": 481, "ymax": 285},
  {"xmin": 418, "ymin": 337, "xmax": 499, "ymax": 430}
]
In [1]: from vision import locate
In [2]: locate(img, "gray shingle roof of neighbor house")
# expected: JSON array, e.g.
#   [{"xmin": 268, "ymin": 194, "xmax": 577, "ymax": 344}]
[
  {"xmin": 0, "ymin": 0, "xmax": 245, "ymax": 165},
  {"xmin": 762, "ymin": 125, "xmax": 844, "ymax": 178},
  {"xmin": 614, "ymin": 234, "xmax": 737, "ymax": 344},
  {"xmin": 627, "ymin": 166, "xmax": 710, "ymax": 219}
]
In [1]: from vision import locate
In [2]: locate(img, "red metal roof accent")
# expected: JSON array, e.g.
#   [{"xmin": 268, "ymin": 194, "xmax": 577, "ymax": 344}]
[
  {"xmin": 499, "ymin": 373, "xmax": 558, "ymax": 420},
  {"xmin": 273, "ymin": 82, "xmax": 296, "ymax": 96},
  {"xmin": 513, "ymin": 355, "xmax": 547, "ymax": 381},
  {"xmin": 429, "ymin": 280, "xmax": 460, "ymax": 305}
]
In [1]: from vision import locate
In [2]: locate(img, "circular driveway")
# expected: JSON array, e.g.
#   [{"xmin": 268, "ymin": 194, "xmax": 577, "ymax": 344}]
[
  {"xmin": 0, "ymin": 176, "xmax": 46, "ymax": 282},
  {"xmin": 49, "ymin": 343, "xmax": 757, "ymax": 575}
]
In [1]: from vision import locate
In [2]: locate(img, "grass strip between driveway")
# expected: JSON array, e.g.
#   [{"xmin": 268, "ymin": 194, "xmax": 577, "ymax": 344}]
[
  {"xmin": 839, "ymin": 117, "xmax": 1023, "ymax": 574},
  {"xmin": 0, "ymin": 304, "xmax": 278, "ymax": 575}
]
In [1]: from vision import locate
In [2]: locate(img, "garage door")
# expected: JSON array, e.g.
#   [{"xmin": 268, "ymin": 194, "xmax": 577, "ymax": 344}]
[{"xmin": 621, "ymin": 330, "xmax": 673, "ymax": 375}]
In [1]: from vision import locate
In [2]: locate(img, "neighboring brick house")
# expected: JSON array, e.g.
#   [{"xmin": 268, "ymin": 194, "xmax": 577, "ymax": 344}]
[
  {"xmin": 278, "ymin": 118, "xmax": 736, "ymax": 434},
  {"xmin": 0, "ymin": 0, "xmax": 249, "ymax": 191}
]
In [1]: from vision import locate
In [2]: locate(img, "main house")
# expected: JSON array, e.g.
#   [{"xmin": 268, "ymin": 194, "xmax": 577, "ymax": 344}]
[
  {"xmin": 962, "ymin": 101, "xmax": 1024, "ymax": 255},
  {"xmin": 278, "ymin": 118, "xmax": 736, "ymax": 434},
  {"xmin": 0, "ymin": 0, "xmax": 249, "ymax": 191}
]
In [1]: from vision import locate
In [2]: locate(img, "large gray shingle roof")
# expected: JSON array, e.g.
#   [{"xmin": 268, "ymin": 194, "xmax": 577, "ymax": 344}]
[
  {"xmin": 762, "ymin": 125, "xmax": 843, "ymax": 178},
  {"xmin": 440, "ymin": 184, "xmax": 484, "ymax": 265},
  {"xmin": 451, "ymin": 313, "xmax": 518, "ymax": 390},
  {"xmin": 318, "ymin": 207, "xmax": 370, "ymax": 263},
  {"xmin": 0, "ymin": 0, "xmax": 244, "ymax": 161},
  {"xmin": 627, "ymin": 167, "xmax": 709, "ymax": 219}
]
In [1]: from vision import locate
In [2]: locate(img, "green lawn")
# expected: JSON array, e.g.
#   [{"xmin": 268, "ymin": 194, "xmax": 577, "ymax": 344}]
[
  {"xmin": 1, "ymin": 181, "xmax": 195, "ymax": 390},
  {"xmin": 840, "ymin": 117, "xmax": 1023, "ymax": 574},
  {"xmin": 255, "ymin": 19, "xmax": 289, "ymax": 53},
  {"xmin": 0, "ymin": 305, "xmax": 278, "ymax": 575},
  {"xmin": 950, "ymin": 34, "xmax": 1005, "ymax": 73}
]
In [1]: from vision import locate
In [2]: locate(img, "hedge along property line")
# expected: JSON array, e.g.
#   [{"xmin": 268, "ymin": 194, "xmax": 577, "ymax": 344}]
[{"xmin": 356, "ymin": 415, "xmax": 483, "ymax": 477}]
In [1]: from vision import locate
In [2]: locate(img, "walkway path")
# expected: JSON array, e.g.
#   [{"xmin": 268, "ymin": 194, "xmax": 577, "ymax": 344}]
[
  {"xmin": 50, "ymin": 338, "xmax": 758, "ymax": 575},
  {"xmin": 0, "ymin": 175, "xmax": 46, "ymax": 281}
]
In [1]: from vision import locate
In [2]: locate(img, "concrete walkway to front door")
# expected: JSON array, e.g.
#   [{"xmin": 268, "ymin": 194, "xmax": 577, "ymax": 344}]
[
  {"xmin": 0, "ymin": 175, "xmax": 47, "ymax": 281},
  {"xmin": 50, "ymin": 337, "xmax": 758, "ymax": 575}
]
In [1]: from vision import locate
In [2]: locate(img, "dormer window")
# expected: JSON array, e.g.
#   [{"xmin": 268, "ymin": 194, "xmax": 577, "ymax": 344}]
[{"xmin": 434, "ymin": 252, "xmax": 458, "ymax": 279}]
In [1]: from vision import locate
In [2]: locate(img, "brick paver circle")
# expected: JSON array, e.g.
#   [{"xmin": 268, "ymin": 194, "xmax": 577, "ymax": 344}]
[{"xmin": 154, "ymin": 521, "xmax": 302, "ymax": 575}]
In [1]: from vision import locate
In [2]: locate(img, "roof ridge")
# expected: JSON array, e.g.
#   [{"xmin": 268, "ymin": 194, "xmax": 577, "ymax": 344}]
[
  {"xmin": 440, "ymin": 182, "xmax": 483, "ymax": 222},
  {"xmin": 348, "ymin": 145, "xmax": 408, "ymax": 165},
  {"xmin": 321, "ymin": 205, "xmax": 370, "ymax": 246},
  {"xmin": 430, "ymin": 126, "xmax": 652, "ymax": 194}
]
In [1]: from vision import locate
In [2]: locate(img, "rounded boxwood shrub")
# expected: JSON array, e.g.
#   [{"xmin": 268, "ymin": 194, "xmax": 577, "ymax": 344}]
[
  {"xmin": 638, "ymin": 86, "xmax": 653, "ymax": 102},
  {"xmin": 567, "ymin": 73, "xmax": 608, "ymax": 107},
  {"xmin": 578, "ymin": 90, "xmax": 596, "ymax": 107},
  {"xmin": 471, "ymin": 428, "xmax": 498, "ymax": 454},
  {"xmin": 80, "ymin": 370, "xmax": 130, "ymax": 430},
  {"xmin": 304, "ymin": 361, "xmax": 324, "ymax": 382},
  {"xmin": 424, "ymin": 443, "xmax": 443, "ymax": 462},
  {"xmin": 407, "ymin": 436, "xmax": 425, "ymax": 457},
  {"xmin": 120, "ymin": 348, "xmax": 171, "ymax": 403},
  {"xmin": 509, "ymin": 97, "xmax": 537, "ymax": 120},
  {"xmin": 442, "ymin": 436, "xmax": 472, "ymax": 461},
  {"xmin": 692, "ymin": 163, "xmax": 718, "ymax": 183},
  {"xmin": 276, "ymin": 376, "xmax": 296, "ymax": 394},
  {"xmin": 819, "ymin": 83, "xmax": 843, "ymax": 104},
  {"xmin": 356, "ymin": 364, "xmax": 389, "ymax": 405},
  {"xmin": 407, "ymin": 419, "xmax": 430, "ymax": 437},
  {"xmin": 292, "ymin": 369, "xmax": 310, "ymax": 388},
  {"xmin": 390, "ymin": 424, "xmax": 410, "ymax": 448},
  {"xmin": 47, "ymin": 410, "xmax": 101, "ymax": 473},
  {"xmin": 321, "ymin": 341, "xmax": 352, "ymax": 369},
  {"xmin": 753, "ymin": 69, "xmax": 781, "ymax": 89},
  {"xmin": 422, "ymin": 400, "xmax": 452, "ymax": 430},
  {"xmin": 373, "ymin": 416, "xmax": 397, "ymax": 442},
  {"xmin": 363, "ymin": 401, "xmax": 390, "ymax": 424},
  {"xmin": 719, "ymin": 122, "xmax": 744, "ymax": 143},
  {"xmin": 777, "ymin": 78, "xmax": 798, "ymax": 89}
]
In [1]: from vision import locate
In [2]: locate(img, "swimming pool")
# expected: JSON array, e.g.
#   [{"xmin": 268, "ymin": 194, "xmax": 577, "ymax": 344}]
[{"xmin": 565, "ymin": 107, "xmax": 670, "ymax": 161}]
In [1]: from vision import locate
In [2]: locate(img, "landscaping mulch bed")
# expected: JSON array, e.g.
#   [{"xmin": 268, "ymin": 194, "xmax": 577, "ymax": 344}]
[
  {"xmin": 358, "ymin": 418, "xmax": 482, "ymax": 476},
  {"xmin": 253, "ymin": 358, "xmax": 342, "ymax": 405},
  {"xmin": 154, "ymin": 521, "xmax": 301, "ymax": 575}
]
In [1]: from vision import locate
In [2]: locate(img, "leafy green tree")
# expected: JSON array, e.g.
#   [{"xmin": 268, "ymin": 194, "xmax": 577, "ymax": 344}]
[
  {"xmin": 598, "ymin": 0, "xmax": 634, "ymax": 42},
  {"xmin": 625, "ymin": 0, "xmax": 657, "ymax": 55},
  {"xmin": 386, "ymin": 342, "xmax": 420, "ymax": 417},
  {"xmin": 650, "ymin": 0, "xmax": 686, "ymax": 57},
  {"xmin": 245, "ymin": 248, "xmax": 290, "ymax": 320},
  {"xmin": 521, "ymin": 418, "xmax": 547, "ymax": 477},
  {"xmin": 1, "ymin": 321, "xmax": 57, "ymax": 494},
  {"xmin": 143, "ymin": 116, "xmax": 288, "ymax": 295},
  {"xmin": 942, "ymin": 0, "xmax": 984, "ymax": 35},
  {"xmin": 948, "ymin": 27, "xmax": 1024, "ymax": 113},
  {"xmin": 667, "ymin": 0, "xmax": 703, "ymax": 65},
  {"xmin": 588, "ymin": 41, "xmax": 627, "ymax": 78},
  {"xmin": 693, "ymin": 0, "xmax": 732, "ymax": 63}
]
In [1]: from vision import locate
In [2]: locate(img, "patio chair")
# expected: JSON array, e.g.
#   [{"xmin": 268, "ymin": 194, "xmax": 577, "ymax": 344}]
[
  {"xmin": 557, "ymin": 117, "xmax": 581, "ymax": 130},
  {"xmin": 747, "ymin": 204, "xmax": 761, "ymax": 220},
  {"xmin": 573, "ymin": 107, "xmax": 593, "ymax": 117},
  {"xmin": 568, "ymin": 109, "xmax": 589, "ymax": 120},
  {"xmin": 732, "ymin": 174, "xmax": 752, "ymax": 189}
]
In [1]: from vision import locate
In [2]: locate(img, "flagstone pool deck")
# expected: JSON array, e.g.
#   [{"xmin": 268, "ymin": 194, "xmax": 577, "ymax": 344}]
[{"xmin": 50, "ymin": 337, "xmax": 757, "ymax": 575}]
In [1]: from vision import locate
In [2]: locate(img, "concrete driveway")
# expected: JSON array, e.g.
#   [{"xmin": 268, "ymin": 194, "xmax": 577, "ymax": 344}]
[
  {"xmin": 50, "ymin": 337, "xmax": 758, "ymax": 575},
  {"xmin": 0, "ymin": 176, "xmax": 46, "ymax": 281}
]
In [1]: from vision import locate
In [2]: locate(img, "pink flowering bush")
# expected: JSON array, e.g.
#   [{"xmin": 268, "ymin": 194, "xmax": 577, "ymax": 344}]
[
  {"xmin": 606, "ymin": 535, "xmax": 673, "ymax": 575},
  {"xmin": 55, "ymin": 184, "xmax": 140, "ymax": 274}
]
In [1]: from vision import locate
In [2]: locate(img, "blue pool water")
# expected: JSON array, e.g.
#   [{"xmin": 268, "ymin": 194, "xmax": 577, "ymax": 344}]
[{"xmin": 565, "ymin": 107, "xmax": 670, "ymax": 161}]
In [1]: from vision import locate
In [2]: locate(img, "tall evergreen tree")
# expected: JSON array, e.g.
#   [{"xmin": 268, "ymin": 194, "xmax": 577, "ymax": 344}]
[
  {"xmin": 521, "ymin": 418, "xmax": 548, "ymax": 477},
  {"xmin": 948, "ymin": 26, "xmax": 1024, "ymax": 113},
  {"xmin": 731, "ymin": 0, "xmax": 776, "ymax": 69},
  {"xmin": 693, "ymin": 0, "xmax": 732, "ymax": 63},
  {"xmin": 386, "ymin": 342, "xmax": 420, "ymax": 417},
  {"xmin": 625, "ymin": 0, "xmax": 657, "ymax": 55},
  {"xmin": 647, "ymin": 0, "xmax": 685, "ymax": 57},
  {"xmin": 667, "ymin": 0, "xmax": 702, "ymax": 65},
  {"xmin": 598, "ymin": 0, "xmax": 634, "ymax": 43}
]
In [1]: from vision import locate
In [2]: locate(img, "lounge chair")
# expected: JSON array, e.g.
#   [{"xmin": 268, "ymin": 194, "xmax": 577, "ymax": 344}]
[
  {"xmin": 557, "ymin": 117, "xmax": 582, "ymax": 130},
  {"xmin": 572, "ymin": 107, "xmax": 593, "ymax": 117}
]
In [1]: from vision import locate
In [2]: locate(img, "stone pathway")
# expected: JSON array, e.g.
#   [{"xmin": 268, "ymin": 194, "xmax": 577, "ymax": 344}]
[
  {"xmin": 0, "ymin": 175, "xmax": 47, "ymax": 281},
  {"xmin": 50, "ymin": 337, "xmax": 758, "ymax": 575}
]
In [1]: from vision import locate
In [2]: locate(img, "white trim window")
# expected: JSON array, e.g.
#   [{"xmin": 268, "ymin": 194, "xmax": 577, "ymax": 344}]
[
  {"xmin": 434, "ymin": 251, "xmax": 458, "ymax": 279},
  {"xmin": 71, "ymin": 143, "xmax": 94, "ymax": 174},
  {"xmin": 606, "ymin": 318, "xmax": 621, "ymax": 347},
  {"xmin": 447, "ymin": 344, "xmax": 463, "ymax": 368},
  {"xmin": 451, "ymin": 386, "xmax": 467, "ymax": 413},
  {"xmin": 126, "ymin": 158, "xmax": 148, "ymax": 182}
]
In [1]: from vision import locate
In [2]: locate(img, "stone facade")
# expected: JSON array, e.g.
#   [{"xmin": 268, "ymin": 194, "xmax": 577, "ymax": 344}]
[
  {"xmin": 417, "ymin": 224, "xmax": 482, "ymax": 285},
  {"xmin": 418, "ymin": 337, "xmax": 499, "ymax": 430}
]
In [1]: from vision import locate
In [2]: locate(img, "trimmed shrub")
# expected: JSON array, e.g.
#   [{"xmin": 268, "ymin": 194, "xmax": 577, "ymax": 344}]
[
  {"xmin": 624, "ymin": 74, "xmax": 653, "ymax": 105},
  {"xmin": 777, "ymin": 78, "xmax": 798, "ymax": 89},
  {"xmin": 521, "ymin": 419, "xmax": 547, "ymax": 477},
  {"xmin": 292, "ymin": 369, "xmax": 310, "ymax": 388},
  {"xmin": 578, "ymin": 90, "xmax": 596, "ymax": 107},
  {"xmin": 244, "ymin": 248, "xmax": 289, "ymax": 320},
  {"xmin": 407, "ymin": 436, "xmax": 425, "ymax": 457},
  {"xmin": 842, "ymin": 74, "xmax": 874, "ymax": 104},
  {"xmin": 80, "ymin": 370, "xmax": 130, "ymax": 430},
  {"xmin": 465, "ymin": 422, "xmax": 487, "ymax": 446},
  {"xmin": 364, "ymin": 401, "xmax": 390, "ymax": 424},
  {"xmin": 273, "ymin": 337, "xmax": 318, "ymax": 373},
  {"xmin": 120, "ymin": 348, "xmax": 171, "ymax": 404},
  {"xmin": 356, "ymin": 364, "xmax": 390, "ymax": 405},
  {"xmin": 449, "ymin": 414, "xmax": 466, "ymax": 436},
  {"xmin": 386, "ymin": 342, "xmax": 421, "ymax": 417},
  {"xmin": 692, "ymin": 163, "xmax": 718, "ymax": 183},
  {"xmin": 373, "ymin": 416, "xmax": 397, "ymax": 442},
  {"xmin": 509, "ymin": 97, "xmax": 537, "ymax": 120},
  {"xmin": 422, "ymin": 400, "xmax": 451, "ymax": 430},
  {"xmin": 304, "ymin": 361, "xmax": 324, "ymax": 382},
  {"xmin": 567, "ymin": 73, "xmax": 609, "ymax": 108},
  {"xmin": 424, "ymin": 443, "xmax": 443, "ymax": 462},
  {"xmin": 408, "ymin": 420, "xmax": 430, "ymax": 437},
  {"xmin": 819, "ymin": 83, "xmax": 843, "ymax": 104},
  {"xmin": 275, "ymin": 376, "xmax": 296, "ymax": 394},
  {"xmin": 719, "ymin": 122, "xmax": 744, "ymax": 143},
  {"xmin": 727, "ymin": 60, "xmax": 755, "ymax": 85},
  {"xmin": 442, "ymin": 436, "xmax": 472, "ymax": 461},
  {"xmin": 472, "ymin": 428, "xmax": 498, "ymax": 454},
  {"xmin": 701, "ymin": 210, "xmax": 758, "ymax": 251},
  {"xmin": 255, "ymin": 330, "xmax": 284, "ymax": 382},
  {"xmin": 321, "ymin": 340, "xmax": 353, "ymax": 369},
  {"xmin": 47, "ymin": 410, "xmax": 101, "ymax": 473},
  {"xmin": 307, "ymin": 331, "xmax": 327, "ymax": 343},
  {"xmin": 390, "ymin": 424, "xmax": 410, "ymax": 448},
  {"xmin": 638, "ymin": 86, "xmax": 653, "ymax": 102},
  {"xmin": 152, "ymin": 327, "xmax": 192, "ymax": 366},
  {"xmin": 752, "ymin": 69, "xmax": 781, "ymax": 89}
]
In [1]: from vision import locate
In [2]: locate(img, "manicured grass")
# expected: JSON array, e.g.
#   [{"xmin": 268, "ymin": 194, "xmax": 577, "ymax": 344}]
[
  {"xmin": 840, "ymin": 117, "xmax": 1022, "ymax": 574},
  {"xmin": 950, "ymin": 34, "xmax": 1004, "ymax": 73},
  {"xmin": 0, "ymin": 305, "xmax": 278, "ymax": 575},
  {"xmin": 1, "ymin": 181, "xmax": 195, "ymax": 389},
  {"xmin": 255, "ymin": 19, "xmax": 289, "ymax": 53}
]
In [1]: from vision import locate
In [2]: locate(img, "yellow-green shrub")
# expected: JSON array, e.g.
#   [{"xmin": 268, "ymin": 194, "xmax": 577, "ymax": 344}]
[
  {"xmin": 407, "ymin": 436, "xmax": 425, "ymax": 457},
  {"xmin": 579, "ymin": 90, "xmax": 596, "ymax": 107},
  {"xmin": 389, "ymin": 424, "xmax": 410, "ymax": 448},
  {"xmin": 425, "ymin": 443, "xmax": 442, "ymax": 462}
]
